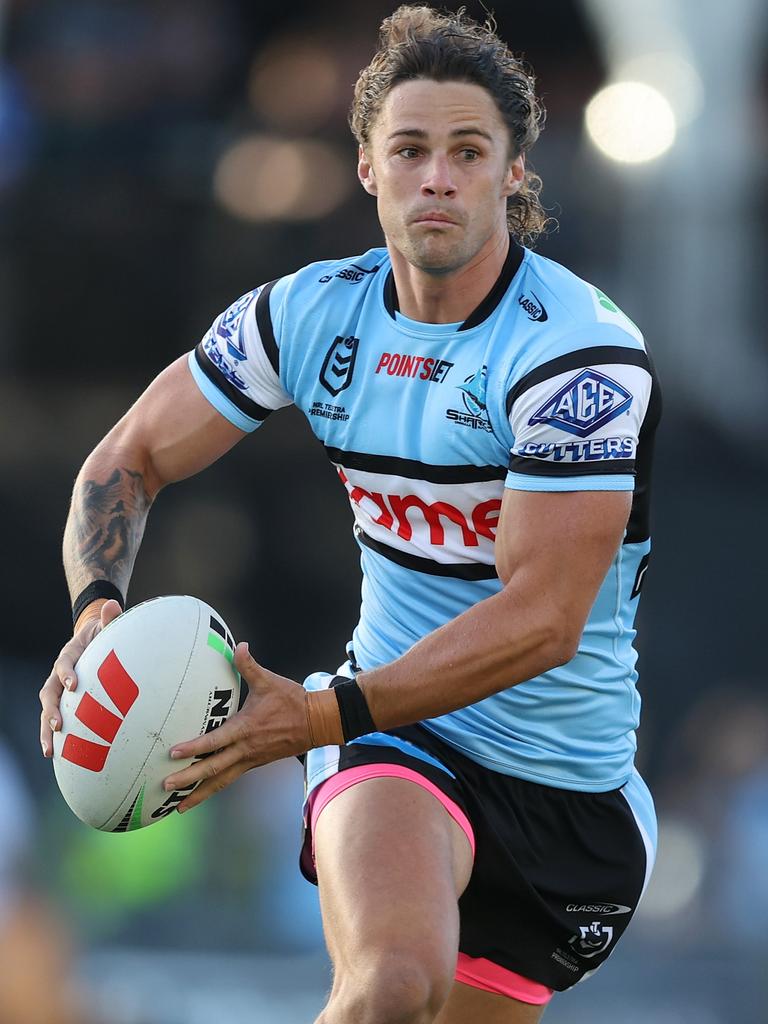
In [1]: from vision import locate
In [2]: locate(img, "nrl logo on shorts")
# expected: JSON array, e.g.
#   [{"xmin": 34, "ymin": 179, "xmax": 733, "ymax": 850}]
[
  {"xmin": 568, "ymin": 921, "xmax": 614, "ymax": 958},
  {"xmin": 529, "ymin": 368, "xmax": 632, "ymax": 438},
  {"xmin": 320, "ymin": 335, "xmax": 360, "ymax": 397}
]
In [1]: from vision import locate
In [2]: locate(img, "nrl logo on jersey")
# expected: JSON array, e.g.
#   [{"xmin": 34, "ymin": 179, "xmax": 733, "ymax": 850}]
[
  {"xmin": 529, "ymin": 369, "xmax": 632, "ymax": 438},
  {"xmin": 320, "ymin": 335, "xmax": 360, "ymax": 397}
]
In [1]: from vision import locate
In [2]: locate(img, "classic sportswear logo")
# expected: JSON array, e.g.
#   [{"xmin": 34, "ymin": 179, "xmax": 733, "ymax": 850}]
[
  {"xmin": 319, "ymin": 264, "xmax": 379, "ymax": 284},
  {"xmin": 61, "ymin": 650, "xmax": 140, "ymax": 773},
  {"xmin": 320, "ymin": 335, "xmax": 359, "ymax": 397},
  {"xmin": 518, "ymin": 291, "xmax": 548, "ymax": 322},
  {"xmin": 565, "ymin": 903, "xmax": 632, "ymax": 915},
  {"xmin": 528, "ymin": 368, "xmax": 632, "ymax": 438},
  {"xmin": 375, "ymin": 352, "xmax": 453, "ymax": 382}
]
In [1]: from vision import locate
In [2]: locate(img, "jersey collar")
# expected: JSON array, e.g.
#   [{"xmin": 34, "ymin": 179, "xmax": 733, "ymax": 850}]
[{"xmin": 382, "ymin": 236, "xmax": 525, "ymax": 332}]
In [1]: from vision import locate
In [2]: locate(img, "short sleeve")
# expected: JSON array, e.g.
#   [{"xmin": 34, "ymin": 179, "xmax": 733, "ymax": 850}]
[
  {"xmin": 504, "ymin": 340, "xmax": 653, "ymax": 492},
  {"xmin": 188, "ymin": 282, "xmax": 293, "ymax": 433}
]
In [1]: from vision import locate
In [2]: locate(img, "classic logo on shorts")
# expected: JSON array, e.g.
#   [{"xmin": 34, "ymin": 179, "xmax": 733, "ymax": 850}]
[
  {"xmin": 568, "ymin": 921, "xmax": 614, "ymax": 958},
  {"xmin": 446, "ymin": 366, "xmax": 493, "ymax": 432},
  {"xmin": 529, "ymin": 369, "xmax": 632, "ymax": 438},
  {"xmin": 320, "ymin": 335, "xmax": 360, "ymax": 397},
  {"xmin": 565, "ymin": 902, "xmax": 631, "ymax": 915}
]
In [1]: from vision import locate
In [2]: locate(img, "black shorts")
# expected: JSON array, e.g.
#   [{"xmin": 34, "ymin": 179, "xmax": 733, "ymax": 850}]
[{"xmin": 301, "ymin": 722, "xmax": 656, "ymax": 995}]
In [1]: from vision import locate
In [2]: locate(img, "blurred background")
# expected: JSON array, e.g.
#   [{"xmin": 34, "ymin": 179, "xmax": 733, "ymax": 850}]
[{"xmin": 0, "ymin": 0, "xmax": 766, "ymax": 1020}]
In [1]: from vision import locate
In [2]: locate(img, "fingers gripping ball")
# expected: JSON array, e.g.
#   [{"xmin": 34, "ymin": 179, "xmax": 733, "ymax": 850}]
[{"xmin": 52, "ymin": 596, "xmax": 241, "ymax": 831}]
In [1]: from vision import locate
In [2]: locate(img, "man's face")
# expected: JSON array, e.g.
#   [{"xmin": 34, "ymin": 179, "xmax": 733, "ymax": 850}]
[{"xmin": 358, "ymin": 78, "xmax": 523, "ymax": 275}]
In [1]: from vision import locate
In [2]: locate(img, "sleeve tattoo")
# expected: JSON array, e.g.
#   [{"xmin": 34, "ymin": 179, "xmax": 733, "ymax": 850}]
[{"xmin": 68, "ymin": 467, "xmax": 152, "ymax": 596}]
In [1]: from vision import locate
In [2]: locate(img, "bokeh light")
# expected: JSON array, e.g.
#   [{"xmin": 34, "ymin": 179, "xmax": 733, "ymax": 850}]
[
  {"xmin": 249, "ymin": 37, "xmax": 340, "ymax": 130},
  {"xmin": 617, "ymin": 52, "xmax": 704, "ymax": 126},
  {"xmin": 213, "ymin": 134, "xmax": 352, "ymax": 222},
  {"xmin": 637, "ymin": 817, "xmax": 706, "ymax": 919},
  {"xmin": 585, "ymin": 81, "xmax": 677, "ymax": 164}
]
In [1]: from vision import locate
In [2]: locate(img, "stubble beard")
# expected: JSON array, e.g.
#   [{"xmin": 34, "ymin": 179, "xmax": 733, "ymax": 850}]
[{"xmin": 396, "ymin": 224, "xmax": 475, "ymax": 277}]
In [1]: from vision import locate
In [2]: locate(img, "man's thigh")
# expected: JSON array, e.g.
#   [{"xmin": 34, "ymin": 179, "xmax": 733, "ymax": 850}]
[
  {"xmin": 434, "ymin": 982, "xmax": 546, "ymax": 1024},
  {"xmin": 314, "ymin": 775, "xmax": 473, "ymax": 976}
]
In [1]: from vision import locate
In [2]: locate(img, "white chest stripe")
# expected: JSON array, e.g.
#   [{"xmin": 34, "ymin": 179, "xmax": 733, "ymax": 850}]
[{"xmin": 335, "ymin": 465, "xmax": 503, "ymax": 565}]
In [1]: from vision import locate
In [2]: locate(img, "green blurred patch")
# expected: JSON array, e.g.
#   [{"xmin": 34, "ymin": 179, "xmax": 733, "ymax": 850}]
[{"xmin": 60, "ymin": 802, "xmax": 208, "ymax": 927}]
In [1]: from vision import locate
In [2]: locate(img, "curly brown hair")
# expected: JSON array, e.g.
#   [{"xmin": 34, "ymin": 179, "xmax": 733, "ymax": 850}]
[{"xmin": 350, "ymin": 5, "xmax": 553, "ymax": 247}]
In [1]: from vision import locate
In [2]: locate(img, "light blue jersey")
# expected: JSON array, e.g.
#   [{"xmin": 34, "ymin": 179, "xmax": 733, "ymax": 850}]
[{"xmin": 189, "ymin": 241, "xmax": 661, "ymax": 791}]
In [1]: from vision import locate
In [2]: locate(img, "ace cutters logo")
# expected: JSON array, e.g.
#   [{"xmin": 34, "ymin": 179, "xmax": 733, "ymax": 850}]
[
  {"xmin": 529, "ymin": 369, "xmax": 632, "ymax": 438},
  {"xmin": 61, "ymin": 650, "xmax": 139, "ymax": 773},
  {"xmin": 320, "ymin": 335, "xmax": 360, "ymax": 397}
]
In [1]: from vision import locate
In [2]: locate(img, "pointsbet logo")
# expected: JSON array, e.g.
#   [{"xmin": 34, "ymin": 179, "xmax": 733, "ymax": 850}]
[
  {"xmin": 61, "ymin": 650, "xmax": 139, "ymax": 773},
  {"xmin": 374, "ymin": 352, "xmax": 454, "ymax": 382}
]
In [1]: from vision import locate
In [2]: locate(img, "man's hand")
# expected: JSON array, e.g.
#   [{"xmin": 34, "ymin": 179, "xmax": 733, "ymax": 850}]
[
  {"xmin": 163, "ymin": 643, "xmax": 310, "ymax": 813},
  {"xmin": 39, "ymin": 599, "xmax": 123, "ymax": 758}
]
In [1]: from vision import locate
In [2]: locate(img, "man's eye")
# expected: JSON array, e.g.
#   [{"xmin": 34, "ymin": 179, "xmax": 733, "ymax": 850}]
[
  {"xmin": 460, "ymin": 149, "xmax": 480, "ymax": 161},
  {"xmin": 398, "ymin": 147, "xmax": 420, "ymax": 159}
]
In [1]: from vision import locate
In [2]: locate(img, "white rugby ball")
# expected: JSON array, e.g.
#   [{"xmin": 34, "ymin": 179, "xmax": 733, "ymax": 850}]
[{"xmin": 53, "ymin": 595, "xmax": 241, "ymax": 831}]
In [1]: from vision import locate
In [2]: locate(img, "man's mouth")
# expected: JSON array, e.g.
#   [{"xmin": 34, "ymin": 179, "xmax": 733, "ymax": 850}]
[{"xmin": 413, "ymin": 212, "xmax": 458, "ymax": 226}]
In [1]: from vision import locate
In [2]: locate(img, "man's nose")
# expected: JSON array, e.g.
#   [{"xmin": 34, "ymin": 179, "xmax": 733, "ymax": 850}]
[{"xmin": 421, "ymin": 154, "xmax": 457, "ymax": 198}]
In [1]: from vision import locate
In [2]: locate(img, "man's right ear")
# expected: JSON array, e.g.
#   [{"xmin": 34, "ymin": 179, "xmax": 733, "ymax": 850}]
[{"xmin": 358, "ymin": 146, "xmax": 378, "ymax": 196}]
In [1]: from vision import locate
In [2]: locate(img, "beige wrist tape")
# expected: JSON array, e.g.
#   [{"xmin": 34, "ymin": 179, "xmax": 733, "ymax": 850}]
[
  {"xmin": 74, "ymin": 599, "xmax": 108, "ymax": 635},
  {"xmin": 305, "ymin": 689, "xmax": 344, "ymax": 748}
]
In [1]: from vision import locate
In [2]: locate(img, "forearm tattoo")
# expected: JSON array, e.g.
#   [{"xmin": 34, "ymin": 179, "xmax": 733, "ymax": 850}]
[{"xmin": 65, "ymin": 467, "xmax": 152, "ymax": 598}]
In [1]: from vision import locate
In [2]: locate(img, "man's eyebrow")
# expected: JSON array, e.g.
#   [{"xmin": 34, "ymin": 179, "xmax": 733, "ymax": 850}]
[{"xmin": 386, "ymin": 127, "xmax": 494, "ymax": 142}]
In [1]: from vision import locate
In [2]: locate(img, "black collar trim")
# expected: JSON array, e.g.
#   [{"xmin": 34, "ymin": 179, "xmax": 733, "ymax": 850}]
[{"xmin": 382, "ymin": 237, "xmax": 525, "ymax": 331}]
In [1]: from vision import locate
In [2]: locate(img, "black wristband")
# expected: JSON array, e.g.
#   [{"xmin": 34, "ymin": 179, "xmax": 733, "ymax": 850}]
[
  {"xmin": 331, "ymin": 676, "xmax": 377, "ymax": 742},
  {"xmin": 72, "ymin": 581, "xmax": 125, "ymax": 628}
]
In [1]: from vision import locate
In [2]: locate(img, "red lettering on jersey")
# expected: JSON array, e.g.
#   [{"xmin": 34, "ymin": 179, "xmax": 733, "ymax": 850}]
[
  {"xmin": 375, "ymin": 354, "xmax": 452, "ymax": 382},
  {"xmin": 472, "ymin": 499, "xmax": 502, "ymax": 540},
  {"xmin": 337, "ymin": 468, "xmax": 394, "ymax": 529},
  {"xmin": 337, "ymin": 469, "xmax": 500, "ymax": 551},
  {"xmin": 389, "ymin": 495, "xmax": 478, "ymax": 547}
]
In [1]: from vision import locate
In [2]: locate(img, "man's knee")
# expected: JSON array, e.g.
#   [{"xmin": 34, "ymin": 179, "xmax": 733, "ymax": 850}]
[{"xmin": 322, "ymin": 949, "xmax": 454, "ymax": 1024}]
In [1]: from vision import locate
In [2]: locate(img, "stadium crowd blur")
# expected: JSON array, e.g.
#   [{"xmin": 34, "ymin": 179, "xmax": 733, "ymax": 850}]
[{"xmin": 0, "ymin": 1, "xmax": 766, "ymax": 1021}]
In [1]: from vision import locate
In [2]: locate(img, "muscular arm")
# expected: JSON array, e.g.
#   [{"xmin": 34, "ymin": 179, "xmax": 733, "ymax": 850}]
[
  {"xmin": 163, "ymin": 484, "xmax": 634, "ymax": 808},
  {"xmin": 64, "ymin": 355, "xmax": 246, "ymax": 615},
  {"xmin": 162, "ymin": 483, "xmax": 633, "ymax": 810},
  {"xmin": 358, "ymin": 487, "xmax": 632, "ymax": 729}
]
